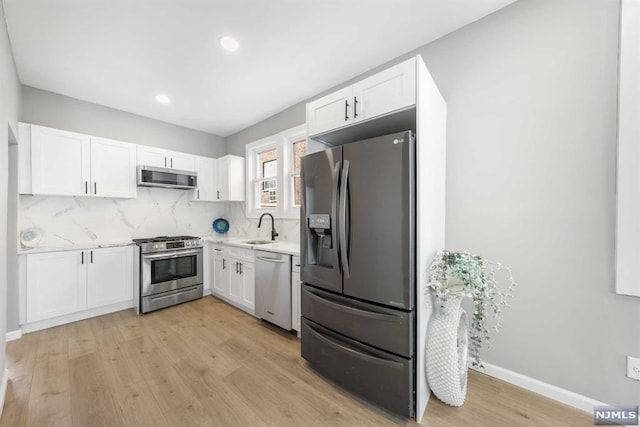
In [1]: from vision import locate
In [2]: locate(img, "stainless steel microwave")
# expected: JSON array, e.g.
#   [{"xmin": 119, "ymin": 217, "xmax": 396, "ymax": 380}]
[{"xmin": 137, "ymin": 165, "xmax": 197, "ymax": 190}]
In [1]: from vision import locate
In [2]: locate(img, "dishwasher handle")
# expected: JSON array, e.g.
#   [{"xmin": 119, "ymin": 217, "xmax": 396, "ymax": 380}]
[{"xmin": 257, "ymin": 256, "xmax": 287, "ymax": 263}]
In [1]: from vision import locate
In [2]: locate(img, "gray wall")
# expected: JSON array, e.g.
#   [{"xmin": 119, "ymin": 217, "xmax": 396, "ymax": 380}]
[
  {"xmin": 21, "ymin": 86, "xmax": 226, "ymax": 158},
  {"xmin": 0, "ymin": 0, "xmax": 22, "ymax": 395},
  {"xmin": 226, "ymin": 0, "xmax": 640, "ymax": 407}
]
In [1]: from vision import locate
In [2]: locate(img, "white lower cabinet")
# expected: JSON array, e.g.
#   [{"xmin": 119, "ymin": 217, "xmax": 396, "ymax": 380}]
[
  {"xmin": 210, "ymin": 245, "xmax": 255, "ymax": 314},
  {"xmin": 87, "ymin": 246, "xmax": 134, "ymax": 308},
  {"xmin": 25, "ymin": 245, "xmax": 134, "ymax": 325},
  {"xmin": 26, "ymin": 250, "xmax": 87, "ymax": 323}
]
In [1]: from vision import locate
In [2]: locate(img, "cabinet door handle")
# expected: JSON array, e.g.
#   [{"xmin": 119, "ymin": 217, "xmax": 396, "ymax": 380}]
[
  {"xmin": 81, "ymin": 251, "xmax": 84, "ymax": 264},
  {"xmin": 171, "ymin": 158, "xmax": 173, "ymax": 168},
  {"xmin": 222, "ymin": 258, "xmax": 226, "ymax": 269},
  {"xmin": 85, "ymin": 181, "xmax": 88, "ymax": 194},
  {"xmin": 239, "ymin": 263, "xmax": 243, "ymax": 275},
  {"xmin": 235, "ymin": 262, "xmax": 239, "ymax": 274},
  {"xmin": 344, "ymin": 99, "xmax": 350, "ymax": 121},
  {"xmin": 197, "ymin": 189, "xmax": 200, "ymax": 199},
  {"xmin": 353, "ymin": 96, "xmax": 358, "ymax": 118},
  {"xmin": 164, "ymin": 157, "xmax": 167, "ymax": 167},
  {"xmin": 217, "ymin": 190, "xmax": 220, "ymax": 200},
  {"xmin": 94, "ymin": 182, "xmax": 97, "ymax": 195},
  {"xmin": 90, "ymin": 250, "xmax": 93, "ymax": 263}
]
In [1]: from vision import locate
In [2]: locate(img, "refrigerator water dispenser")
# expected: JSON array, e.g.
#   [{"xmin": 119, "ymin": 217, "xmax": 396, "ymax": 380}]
[{"xmin": 308, "ymin": 214, "xmax": 332, "ymax": 265}]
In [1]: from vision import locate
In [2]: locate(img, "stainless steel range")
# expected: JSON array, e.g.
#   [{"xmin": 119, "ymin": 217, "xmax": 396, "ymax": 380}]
[{"xmin": 133, "ymin": 235, "xmax": 203, "ymax": 313}]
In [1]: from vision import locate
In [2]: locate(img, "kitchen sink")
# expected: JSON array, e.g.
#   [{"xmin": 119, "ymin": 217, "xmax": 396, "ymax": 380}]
[{"xmin": 241, "ymin": 240, "xmax": 272, "ymax": 245}]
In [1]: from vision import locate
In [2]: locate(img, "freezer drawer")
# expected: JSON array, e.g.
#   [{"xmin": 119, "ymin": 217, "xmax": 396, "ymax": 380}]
[
  {"xmin": 301, "ymin": 284, "xmax": 414, "ymax": 358},
  {"xmin": 301, "ymin": 318, "xmax": 414, "ymax": 417}
]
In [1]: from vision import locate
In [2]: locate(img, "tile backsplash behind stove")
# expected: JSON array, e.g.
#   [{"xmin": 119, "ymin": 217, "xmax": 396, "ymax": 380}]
[
  {"xmin": 19, "ymin": 187, "xmax": 226, "ymax": 248},
  {"xmin": 19, "ymin": 192, "xmax": 300, "ymax": 249}
]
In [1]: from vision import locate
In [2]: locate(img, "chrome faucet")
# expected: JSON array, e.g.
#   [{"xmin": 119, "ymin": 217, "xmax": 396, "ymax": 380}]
[{"xmin": 258, "ymin": 213, "xmax": 279, "ymax": 241}]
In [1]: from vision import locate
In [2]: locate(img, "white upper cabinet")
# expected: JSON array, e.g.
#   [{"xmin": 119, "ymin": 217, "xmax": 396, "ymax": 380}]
[
  {"xmin": 167, "ymin": 150, "xmax": 196, "ymax": 171},
  {"xmin": 217, "ymin": 155, "xmax": 245, "ymax": 201},
  {"xmin": 190, "ymin": 156, "xmax": 217, "ymax": 202},
  {"xmin": 306, "ymin": 57, "xmax": 417, "ymax": 137},
  {"xmin": 137, "ymin": 145, "xmax": 196, "ymax": 171},
  {"xmin": 137, "ymin": 145, "xmax": 167, "ymax": 168},
  {"xmin": 90, "ymin": 137, "xmax": 137, "ymax": 198},
  {"xmin": 352, "ymin": 58, "xmax": 416, "ymax": 122},
  {"xmin": 26, "ymin": 124, "xmax": 136, "ymax": 198},
  {"xmin": 31, "ymin": 125, "xmax": 91, "ymax": 196},
  {"xmin": 306, "ymin": 86, "xmax": 354, "ymax": 137}
]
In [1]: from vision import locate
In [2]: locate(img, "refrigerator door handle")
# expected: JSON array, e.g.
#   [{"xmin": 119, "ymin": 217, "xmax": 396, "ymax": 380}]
[
  {"xmin": 339, "ymin": 160, "xmax": 350, "ymax": 278},
  {"xmin": 305, "ymin": 321, "xmax": 403, "ymax": 369},
  {"xmin": 332, "ymin": 161, "xmax": 342, "ymax": 272}
]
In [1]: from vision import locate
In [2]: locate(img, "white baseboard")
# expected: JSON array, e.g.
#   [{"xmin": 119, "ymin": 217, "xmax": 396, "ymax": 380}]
[
  {"xmin": 5, "ymin": 329, "xmax": 22, "ymax": 342},
  {"xmin": 22, "ymin": 300, "xmax": 134, "ymax": 334},
  {"xmin": 472, "ymin": 362, "xmax": 608, "ymax": 414},
  {"xmin": 0, "ymin": 368, "xmax": 8, "ymax": 421}
]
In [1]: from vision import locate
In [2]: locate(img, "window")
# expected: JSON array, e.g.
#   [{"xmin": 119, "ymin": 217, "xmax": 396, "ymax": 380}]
[{"xmin": 246, "ymin": 125, "xmax": 307, "ymax": 219}]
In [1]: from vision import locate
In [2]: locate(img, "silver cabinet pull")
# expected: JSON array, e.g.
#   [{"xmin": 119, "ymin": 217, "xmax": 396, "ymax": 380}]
[
  {"xmin": 197, "ymin": 189, "xmax": 200, "ymax": 199},
  {"xmin": 90, "ymin": 250, "xmax": 93, "ymax": 263},
  {"xmin": 222, "ymin": 258, "xmax": 226, "ymax": 269},
  {"xmin": 85, "ymin": 181, "xmax": 88, "ymax": 194},
  {"xmin": 94, "ymin": 182, "xmax": 97, "ymax": 195},
  {"xmin": 171, "ymin": 158, "xmax": 173, "ymax": 168},
  {"xmin": 353, "ymin": 96, "xmax": 358, "ymax": 118},
  {"xmin": 81, "ymin": 252, "xmax": 84, "ymax": 264},
  {"xmin": 217, "ymin": 190, "xmax": 220, "ymax": 200},
  {"xmin": 164, "ymin": 157, "xmax": 167, "ymax": 167},
  {"xmin": 344, "ymin": 99, "xmax": 350, "ymax": 121}
]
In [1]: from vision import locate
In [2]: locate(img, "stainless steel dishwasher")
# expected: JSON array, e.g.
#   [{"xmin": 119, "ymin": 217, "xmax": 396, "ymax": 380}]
[{"xmin": 255, "ymin": 250, "xmax": 292, "ymax": 330}]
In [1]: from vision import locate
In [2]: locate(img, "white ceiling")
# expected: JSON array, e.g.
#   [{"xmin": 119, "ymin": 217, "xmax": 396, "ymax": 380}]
[{"xmin": 4, "ymin": 0, "xmax": 516, "ymax": 137}]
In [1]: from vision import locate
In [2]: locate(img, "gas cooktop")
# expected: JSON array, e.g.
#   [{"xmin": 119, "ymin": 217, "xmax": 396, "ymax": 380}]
[
  {"xmin": 133, "ymin": 235, "xmax": 203, "ymax": 253},
  {"xmin": 132, "ymin": 235, "xmax": 200, "ymax": 244}
]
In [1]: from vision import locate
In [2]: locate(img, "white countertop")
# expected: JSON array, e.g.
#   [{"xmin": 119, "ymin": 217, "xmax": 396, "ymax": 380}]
[
  {"xmin": 203, "ymin": 235, "xmax": 300, "ymax": 256},
  {"xmin": 17, "ymin": 241, "xmax": 136, "ymax": 255},
  {"xmin": 18, "ymin": 235, "xmax": 300, "ymax": 257}
]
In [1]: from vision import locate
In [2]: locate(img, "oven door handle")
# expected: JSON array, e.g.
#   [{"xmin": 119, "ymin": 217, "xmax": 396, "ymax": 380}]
[{"xmin": 142, "ymin": 249, "xmax": 202, "ymax": 260}]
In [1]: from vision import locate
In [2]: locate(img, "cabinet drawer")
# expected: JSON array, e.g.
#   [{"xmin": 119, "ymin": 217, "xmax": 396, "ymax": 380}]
[
  {"xmin": 301, "ymin": 284, "xmax": 414, "ymax": 358},
  {"xmin": 227, "ymin": 246, "xmax": 254, "ymax": 261},
  {"xmin": 301, "ymin": 318, "xmax": 414, "ymax": 417},
  {"xmin": 210, "ymin": 244, "xmax": 227, "ymax": 256}
]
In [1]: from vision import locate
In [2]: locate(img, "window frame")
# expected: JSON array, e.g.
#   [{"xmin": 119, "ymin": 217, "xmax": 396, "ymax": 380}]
[{"xmin": 245, "ymin": 124, "xmax": 307, "ymax": 219}]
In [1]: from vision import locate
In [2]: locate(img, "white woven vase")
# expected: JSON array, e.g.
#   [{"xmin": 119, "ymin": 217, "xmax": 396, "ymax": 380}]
[{"xmin": 426, "ymin": 295, "xmax": 469, "ymax": 407}]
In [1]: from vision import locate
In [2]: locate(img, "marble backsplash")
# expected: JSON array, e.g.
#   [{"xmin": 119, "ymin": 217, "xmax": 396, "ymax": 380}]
[
  {"xmin": 19, "ymin": 187, "xmax": 227, "ymax": 248},
  {"xmin": 224, "ymin": 202, "xmax": 300, "ymax": 243},
  {"xmin": 18, "ymin": 191, "xmax": 300, "ymax": 249}
]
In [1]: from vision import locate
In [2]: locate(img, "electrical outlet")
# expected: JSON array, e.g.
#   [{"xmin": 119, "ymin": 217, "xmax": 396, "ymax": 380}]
[{"xmin": 627, "ymin": 356, "xmax": 640, "ymax": 381}]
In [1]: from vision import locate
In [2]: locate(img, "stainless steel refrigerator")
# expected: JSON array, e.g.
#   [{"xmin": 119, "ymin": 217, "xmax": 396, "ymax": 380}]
[{"xmin": 300, "ymin": 130, "xmax": 416, "ymax": 417}]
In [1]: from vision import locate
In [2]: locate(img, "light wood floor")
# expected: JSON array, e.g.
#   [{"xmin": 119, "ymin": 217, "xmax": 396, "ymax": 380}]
[{"xmin": 1, "ymin": 297, "xmax": 591, "ymax": 426}]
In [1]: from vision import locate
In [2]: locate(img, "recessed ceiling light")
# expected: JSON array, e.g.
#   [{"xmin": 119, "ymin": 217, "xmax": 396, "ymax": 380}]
[
  {"xmin": 220, "ymin": 36, "xmax": 239, "ymax": 52},
  {"xmin": 155, "ymin": 94, "xmax": 171, "ymax": 104}
]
